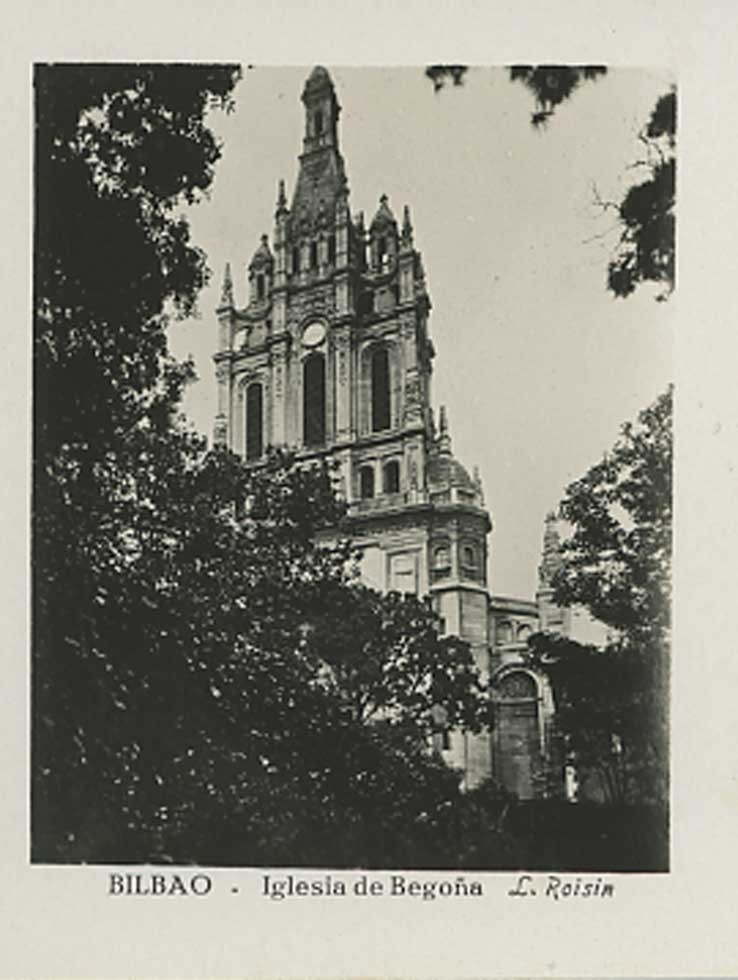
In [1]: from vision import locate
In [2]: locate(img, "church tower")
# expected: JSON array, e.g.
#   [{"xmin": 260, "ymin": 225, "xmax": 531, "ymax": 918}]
[{"xmin": 213, "ymin": 67, "xmax": 496, "ymax": 787}]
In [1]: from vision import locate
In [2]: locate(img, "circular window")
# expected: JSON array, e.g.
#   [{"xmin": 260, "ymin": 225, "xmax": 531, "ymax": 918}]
[{"xmin": 302, "ymin": 322, "xmax": 326, "ymax": 347}]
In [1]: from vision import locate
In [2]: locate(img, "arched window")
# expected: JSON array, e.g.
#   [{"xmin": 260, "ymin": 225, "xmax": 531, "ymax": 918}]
[
  {"xmin": 461, "ymin": 544, "xmax": 477, "ymax": 571},
  {"xmin": 328, "ymin": 234, "xmax": 336, "ymax": 264},
  {"xmin": 256, "ymin": 274, "xmax": 265, "ymax": 301},
  {"xmin": 378, "ymin": 236, "xmax": 389, "ymax": 272},
  {"xmin": 359, "ymin": 291, "xmax": 374, "ymax": 315},
  {"xmin": 359, "ymin": 465, "xmax": 375, "ymax": 499},
  {"xmin": 310, "ymin": 241, "xmax": 318, "ymax": 269},
  {"xmin": 314, "ymin": 109, "xmax": 323, "ymax": 135},
  {"xmin": 433, "ymin": 544, "xmax": 450, "ymax": 572},
  {"xmin": 370, "ymin": 346, "xmax": 391, "ymax": 432},
  {"xmin": 303, "ymin": 353, "xmax": 325, "ymax": 447},
  {"xmin": 245, "ymin": 382, "xmax": 263, "ymax": 461},
  {"xmin": 497, "ymin": 620, "xmax": 513, "ymax": 644},
  {"xmin": 498, "ymin": 671, "xmax": 537, "ymax": 700},
  {"xmin": 383, "ymin": 459, "xmax": 400, "ymax": 494},
  {"xmin": 292, "ymin": 246, "xmax": 300, "ymax": 273}
]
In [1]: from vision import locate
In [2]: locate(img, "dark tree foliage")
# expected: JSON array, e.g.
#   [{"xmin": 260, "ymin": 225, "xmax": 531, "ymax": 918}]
[
  {"xmin": 607, "ymin": 90, "xmax": 676, "ymax": 300},
  {"xmin": 425, "ymin": 65, "xmax": 468, "ymax": 92},
  {"xmin": 509, "ymin": 65, "xmax": 607, "ymax": 128},
  {"xmin": 305, "ymin": 585, "xmax": 489, "ymax": 735},
  {"xmin": 528, "ymin": 634, "xmax": 668, "ymax": 806},
  {"xmin": 528, "ymin": 388, "xmax": 672, "ymax": 807},
  {"xmin": 33, "ymin": 62, "xmax": 242, "ymax": 860},
  {"xmin": 35, "ymin": 64, "xmax": 241, "ymax": 460},
  {"xmin": 554, "ymin": 386, "xmax": 672, "ymax": 643}
]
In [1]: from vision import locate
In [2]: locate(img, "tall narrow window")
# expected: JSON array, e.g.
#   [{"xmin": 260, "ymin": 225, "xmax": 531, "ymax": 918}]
[
  {"xmin": 310, "ymin": 241, "xmax": 318, "ymax": 269},
  {"xmin": 245, "ymin": 382, "xmax": 263, "ymax": 461},
  {"xmin": 378, "ymin": 236, "xmax": 390, "ymax": 272},
  {"xmin": 359, "ymin": 465, "xmax": 375, "ymax": 499},
  {"xmin": 328, "ymin": 234, "xmax": 336, "ymax": 264},
  {"xmin": 256, "ymin": 274, "xmax": 265, "ymax": 300},
  {"xmin": 371, "ymin": 346, "xmax": 391, "ymax": 432},
  {"xmin": 292, "ymin": 246, "xmax": 300, "ymax": 273},
  {"xmin": 303, "ymin": 353, "xmax": 326, "ymax": 447},
  {"xmin": 314, "ymin": 109, "xmax": 323, "ymax": 135},
  {"xmin": 383, "ymin": 459, "xmax": 400, "ymax": 494}
]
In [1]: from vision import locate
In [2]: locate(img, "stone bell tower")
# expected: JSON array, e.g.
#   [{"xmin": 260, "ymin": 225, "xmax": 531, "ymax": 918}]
[{"xmin": 213, "ymin": 66, "xmax": 494, "ymax": 787}]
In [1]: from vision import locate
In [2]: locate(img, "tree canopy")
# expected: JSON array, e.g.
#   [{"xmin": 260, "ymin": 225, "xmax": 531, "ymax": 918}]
[{"xmin": 528, "ymin": 388, "xmax": 672, "ymax": 806}]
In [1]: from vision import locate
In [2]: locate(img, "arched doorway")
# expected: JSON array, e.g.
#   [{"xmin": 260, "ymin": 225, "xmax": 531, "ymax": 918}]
[{"xmin": 494, "ymin": 670, "xmax": 542, "ymax": 800}]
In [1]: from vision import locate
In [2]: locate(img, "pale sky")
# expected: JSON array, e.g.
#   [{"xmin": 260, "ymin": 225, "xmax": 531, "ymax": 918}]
[{"xmin": 169, "ymin": 66, "xmax": 674, "ymax": 601}]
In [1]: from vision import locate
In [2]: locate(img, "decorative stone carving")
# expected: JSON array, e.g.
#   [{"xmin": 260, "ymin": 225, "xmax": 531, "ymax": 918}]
[{"xmin": 215, "ymin": 361, "xmax": 231, "ymax": 384}]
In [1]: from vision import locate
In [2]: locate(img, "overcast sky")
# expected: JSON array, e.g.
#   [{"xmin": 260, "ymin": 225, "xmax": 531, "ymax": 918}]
[{"xmin": 169, "ymin": 66, "xmax": 674, "ymax": 600}]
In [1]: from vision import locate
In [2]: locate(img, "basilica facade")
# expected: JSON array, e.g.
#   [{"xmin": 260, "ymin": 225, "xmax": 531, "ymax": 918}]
[{"xmin": 212, "ymin": 67, "xmax": 577, "ymax": 798}]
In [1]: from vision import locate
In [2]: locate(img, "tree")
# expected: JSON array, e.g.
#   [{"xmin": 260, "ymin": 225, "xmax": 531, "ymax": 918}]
[
  {"xmin": 304, "ymin": 585, "xmax": 488, "ymax": 736},
  {"xmin": 605, "ymin": 90, "xmax": 676, "ymax": 300},
  {"xmin": 34, "ymin": 442, "xmax": 496, "ymax": 865},
  {"xmin": 529, "ymin": 388, "xmax": 672, "ymax": 806},
  {"xmin": 554, "ymin": 386, "xmax": 672, "ymax": 644},
  {"xmin": 33, "ymin": 62, "xmax": 242, "ymax": 859}
]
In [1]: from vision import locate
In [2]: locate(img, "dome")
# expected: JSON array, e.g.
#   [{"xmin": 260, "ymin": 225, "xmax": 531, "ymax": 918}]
[{"xmin": 426, "ymin": 453, "xmax": 476, "ymax": 493}]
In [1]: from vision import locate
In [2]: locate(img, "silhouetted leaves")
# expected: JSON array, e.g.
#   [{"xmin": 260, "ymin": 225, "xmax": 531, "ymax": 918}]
[
  {"xmin": 607, "ymin": 90, "xmax": 676, "ymax": 300},
  {"xmin": 553, "ymin": 386, "xmax": 672, "ymax": 643},
  {"xmin": 528, "ymin": 389, "xmax": 672, "ymax": 807},
  {"xmin": 425, "ymin": 65, "xmax": 468, "ymax": 92},
  {"xmin": 509, "ymin": 65, "xmax": 607, "ymax": 127}
]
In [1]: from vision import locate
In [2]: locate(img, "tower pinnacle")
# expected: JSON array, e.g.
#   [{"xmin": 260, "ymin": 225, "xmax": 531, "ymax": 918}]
[
  {"xmin": 438, "ymin": 405, "xmax": 452, "ymax": 455},
  {"xmin": 276, "ymin": 178, "xmax": 287, "ymax": 215},
  {"xmin": 218, "ymin": 262, "xmax": 234, "ymax": 309},
  {"xmin": 291, "ymin": 66, "xmax": 347, "ymax": 223}
]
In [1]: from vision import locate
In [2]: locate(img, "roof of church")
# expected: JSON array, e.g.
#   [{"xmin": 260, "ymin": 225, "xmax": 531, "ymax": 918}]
[{"xmin": 426, "ymin": 452, "xmax": 476, "ymax": 492}]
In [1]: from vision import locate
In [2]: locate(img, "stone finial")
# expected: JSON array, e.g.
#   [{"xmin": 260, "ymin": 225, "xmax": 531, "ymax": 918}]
[
  {"xmin": 473, "ymin": 465, "xmax": 485, "ymax": 504},
  {"xmin": 219, "ymin": 262, "xmax": 234, "ymax": 309},
  {"xmin": 438, "ymin": 405, "xmax": 451, "ymax": 454},
  {"xmin": 401, "ymin": 204, "xmax": 414, "ymax": 247},
  {"xmin": 276, "ymin": 178, "xmax": 287, "ymax": 214}
]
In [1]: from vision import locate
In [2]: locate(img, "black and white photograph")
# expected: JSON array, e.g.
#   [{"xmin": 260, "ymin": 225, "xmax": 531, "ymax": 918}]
[{"xmin": 32, "ymin": 62, "xmax": 674, "ymax": 873}]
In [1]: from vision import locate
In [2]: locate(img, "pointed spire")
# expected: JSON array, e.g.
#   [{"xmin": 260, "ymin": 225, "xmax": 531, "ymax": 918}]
[
  {"xmin": 276, "ymin": 178, "xmax": 287, "ymax": 215},
  {"xmin": 438, "ymin": 405, "xmax": 451, "ymax": 455},
  {"xmin": 401, "ymin": 204, "xmax": 414, "ymax": 247},
  {"xmin": 219, "ymin": 262, "xmax": 234, "ymax": 309}
]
